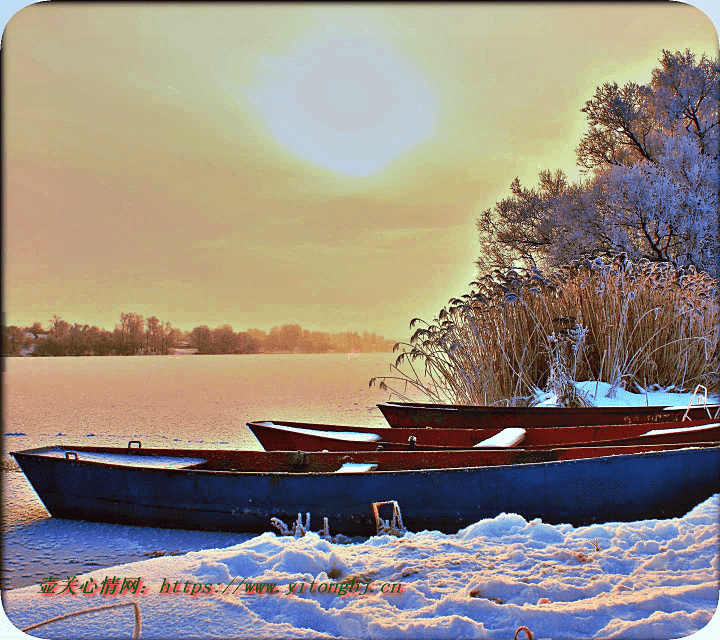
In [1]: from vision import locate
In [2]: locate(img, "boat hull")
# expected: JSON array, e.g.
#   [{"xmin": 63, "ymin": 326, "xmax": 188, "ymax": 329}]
[
  {"xmin": 378, "ymin": 402, "xmax": 720, "ymax": 429},
  {"xmin": 12, "ymin": 445, "xmax": 720, "ymax": 535},
  {"xmin": 247, "ymin": 419, "xmax": 720, "ymax": 451}
]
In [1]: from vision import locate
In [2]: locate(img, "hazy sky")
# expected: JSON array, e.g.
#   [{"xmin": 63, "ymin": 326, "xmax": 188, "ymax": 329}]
[{"xmin": 4, "ymin": 3, "xmax": 718, "ymax": 338}]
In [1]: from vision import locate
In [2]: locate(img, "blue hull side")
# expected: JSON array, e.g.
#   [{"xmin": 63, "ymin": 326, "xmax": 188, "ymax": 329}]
[{"xmin": 13, "ymin": 447, "xmax": 720, "ymax": 535}]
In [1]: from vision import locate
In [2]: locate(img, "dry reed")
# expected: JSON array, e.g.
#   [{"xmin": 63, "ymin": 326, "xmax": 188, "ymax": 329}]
[{"xmin": 371, "ymin": 255, "xmax": 719, "ymax": 406}]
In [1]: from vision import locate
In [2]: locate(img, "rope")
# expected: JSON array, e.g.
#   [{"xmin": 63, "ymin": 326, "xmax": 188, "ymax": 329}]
[{"xmin": 21, "ymin": 601, "xmax": 141, "ymax": 639}]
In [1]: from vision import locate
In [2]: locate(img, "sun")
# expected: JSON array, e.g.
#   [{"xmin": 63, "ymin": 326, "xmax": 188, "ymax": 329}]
[{"xmin": 248, "ymin": 37, "xmax": 438, "ymax": 176}]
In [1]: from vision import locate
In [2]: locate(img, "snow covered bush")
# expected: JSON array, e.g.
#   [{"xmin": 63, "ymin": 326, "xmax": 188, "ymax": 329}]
[{"xmin": 371, "ymin": 256, "xmax": 719, "ymax": 405}]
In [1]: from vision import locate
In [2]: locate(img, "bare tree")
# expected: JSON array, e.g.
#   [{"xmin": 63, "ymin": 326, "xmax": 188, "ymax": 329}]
[
  {"xmin": 118, "ymin": 312, "xmax": 145, "ymax": 355},
  {"xmin": 189, "ymin": 325, "xmax": 212, "ymax": 354},
  {"xmin": 146, "ymin": 316, "xmax": 162, "ymax": 354},
  {"xmin": 577, "ymin": 82, "xmax": 657, "ymax": 171},
  {"xmin": 212, "ymin": 325, "xmax": 237, "ymax": 354}
]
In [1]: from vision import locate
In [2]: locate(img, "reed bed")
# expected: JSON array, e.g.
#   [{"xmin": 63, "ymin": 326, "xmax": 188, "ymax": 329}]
[{"xmin": 371, "ymin": 255, "xmax": 719, "ymax": 406}]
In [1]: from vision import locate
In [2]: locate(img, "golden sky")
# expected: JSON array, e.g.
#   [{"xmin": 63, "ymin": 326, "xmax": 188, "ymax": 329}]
[{"xmin": 4, "ymin": 3, "xmax": 718, "ymax": 338}]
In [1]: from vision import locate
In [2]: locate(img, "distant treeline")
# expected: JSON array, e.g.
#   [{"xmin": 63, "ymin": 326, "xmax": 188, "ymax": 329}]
[{"xmin": 2, "ymin": 313, "xmax": 398, "ymax": 357}]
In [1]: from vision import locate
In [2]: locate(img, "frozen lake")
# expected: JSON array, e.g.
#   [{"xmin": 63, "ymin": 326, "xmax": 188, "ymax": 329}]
[{"xmin": 2, "ymin": 353, "xmax": 397, "ymax": 589}]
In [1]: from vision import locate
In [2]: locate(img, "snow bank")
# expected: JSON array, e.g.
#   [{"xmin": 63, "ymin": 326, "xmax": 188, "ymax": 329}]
[
  {"xmin": 535, "ymin": 382, "xmax": 720, "ymax": 410},
  {"xmin": 3, "ymin": 495, "xmax": 718, "ymax": 639}
]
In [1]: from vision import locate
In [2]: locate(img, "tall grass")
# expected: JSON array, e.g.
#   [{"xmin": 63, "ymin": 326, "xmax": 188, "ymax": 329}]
[{"xmin": 370, "ymin": 255, "xmax": 719, "ymax": 406}]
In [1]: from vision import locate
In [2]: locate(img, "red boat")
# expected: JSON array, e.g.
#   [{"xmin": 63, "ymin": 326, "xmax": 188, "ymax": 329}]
[
  {"xmin": 246, "ymin": 419, "xmax": 720, "ymax": 452},
  {"xmin": 377, "ymin": 401, "xmax": 720, "ymax": 429}
]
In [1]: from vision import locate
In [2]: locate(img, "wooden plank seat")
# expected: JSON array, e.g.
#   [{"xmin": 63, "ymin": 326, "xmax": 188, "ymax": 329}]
[{"xmin": 473, "ymin": 428, "xmax": 526, "ymax": 448}]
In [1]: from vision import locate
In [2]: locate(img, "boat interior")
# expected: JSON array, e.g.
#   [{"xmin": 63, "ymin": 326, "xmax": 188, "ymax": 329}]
[
  {"xmin": 13, "ymin": 441, "xmax": 720, "ymax": 474},
  {"xmin": 249, "ymin": 420, "xmax": 720, "ymax": 449}
]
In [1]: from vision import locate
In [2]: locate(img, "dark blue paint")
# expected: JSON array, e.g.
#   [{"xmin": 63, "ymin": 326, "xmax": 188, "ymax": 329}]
[{"xmin": 12, "ymin": 446, "xmax": 720, "ymax": 536}]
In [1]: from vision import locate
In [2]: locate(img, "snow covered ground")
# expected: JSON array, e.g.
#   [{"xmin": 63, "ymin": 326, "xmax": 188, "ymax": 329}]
[
  {"xmin": 2, "ymin": 495, "xmax": 718, "ymax": 639},
  {"xmin": 2, "ymin": 384, "xmax": 719, "ymax": 639},
  {"xmin": 536, "ymin": 381, "xmax": 718, "ymax": 412}
]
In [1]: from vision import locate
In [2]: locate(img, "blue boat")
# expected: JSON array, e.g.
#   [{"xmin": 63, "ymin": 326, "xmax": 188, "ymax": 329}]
[{"xmin": 11, "ymin": 442, "xmax": 720, "ymax": 535}]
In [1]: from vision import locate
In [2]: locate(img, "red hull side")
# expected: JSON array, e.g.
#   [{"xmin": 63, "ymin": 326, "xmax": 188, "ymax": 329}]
[
  {"xmin": 247, "ymin": 419, "xmax": 720, "ymax": 452},
  {"xmin": 378, "ymin": 402, "xmax": 720, "ymax": 428}
]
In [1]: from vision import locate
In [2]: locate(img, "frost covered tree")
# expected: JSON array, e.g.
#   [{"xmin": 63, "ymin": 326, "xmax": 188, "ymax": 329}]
[
  {"xmin": 597, "ymin": 135, "xmax": 718, "ymax": 273},
  {"xmin": 477, "ymin": 49, "xmax": 720, "ymax": 278},
  {"xmin": 474, "ymin": 170, "xmax": 612, "ymax": 270},
  {"xmin": 577, "ymin": 81, "xmax": 658, "ymax": 170},
  {"xmin": 474, "ymin": 170, "xmax": 567, "ymax": 270},
  {"xmin": 650, "ymin": 49, "xmax": 719, "ymax": 158}
]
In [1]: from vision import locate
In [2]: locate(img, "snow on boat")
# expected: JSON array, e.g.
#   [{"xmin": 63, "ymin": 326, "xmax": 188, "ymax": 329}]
[
  {"xmin": 246, "ymin": 419, "xmax": 720, "ymax": 452},
  {"xmin": 377, "ymin": 401, "xmax": 720, "ymax": 429},
  {"xmin": 11, "ymin": 441, "xmax": 720, "ymax": 535}
]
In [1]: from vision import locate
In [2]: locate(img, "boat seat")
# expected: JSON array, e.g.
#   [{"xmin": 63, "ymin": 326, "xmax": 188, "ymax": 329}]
[
  {"xmin": 335, "ymin": 462, "xmax": 379, "ymax": 473},
  {"xmin": 473, "ymin": 428, "xmax": 526, "ymax": 448}
]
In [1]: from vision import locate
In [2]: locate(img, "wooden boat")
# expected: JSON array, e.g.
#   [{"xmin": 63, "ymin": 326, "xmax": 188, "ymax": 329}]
[
  {"xmin": 378, "ymin": 401, "xmax": 720, "ymax": 429},
  {"xmin": 11, "ymin": 441, "xmax": 720, "ymax": 535},
  {"xmin": 246, "ymin": 419, "xmax": 720, "ymax": 452}
]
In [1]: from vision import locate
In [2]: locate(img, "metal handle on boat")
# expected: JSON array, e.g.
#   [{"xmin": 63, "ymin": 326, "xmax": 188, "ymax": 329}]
[
  {"xmin": 128, "ymin": 441, "xmax": 142, "ymax": 450},
  {"xmin": 65, "ymin": 451, "xmax": 78, "ymax": 460},
  {"xmin": 683, "ymin": 385, "xmax": 711, "ymax": 421}
]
